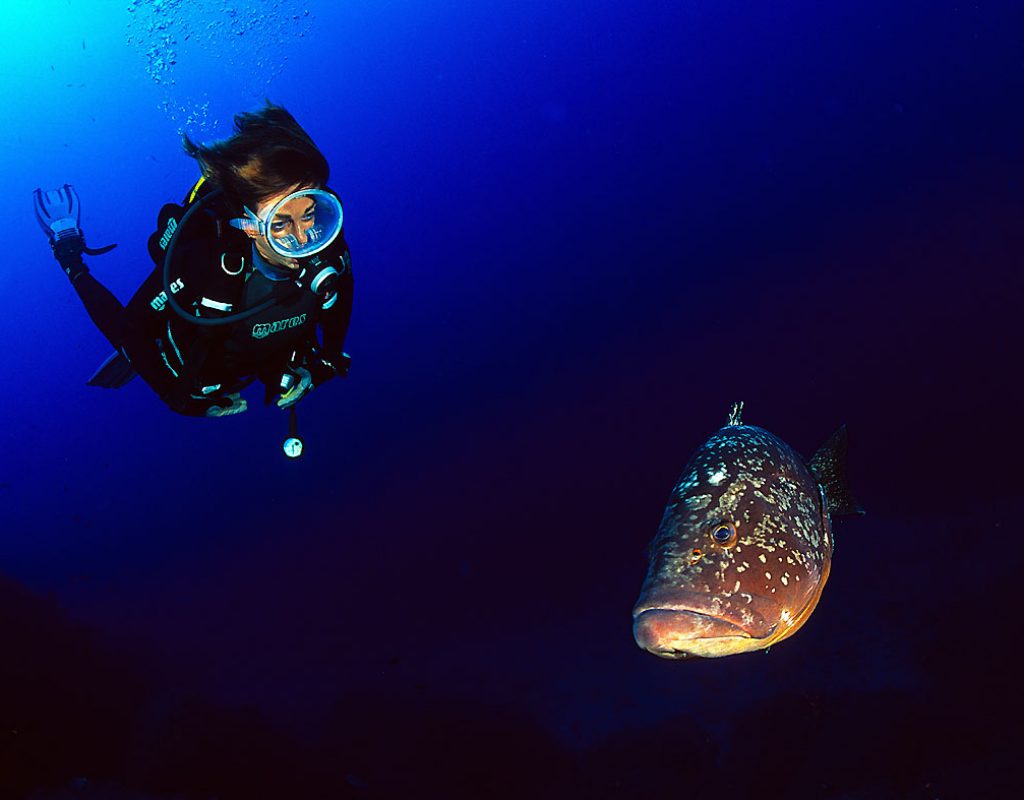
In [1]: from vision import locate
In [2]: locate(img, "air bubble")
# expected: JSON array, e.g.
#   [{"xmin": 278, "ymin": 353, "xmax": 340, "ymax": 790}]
[{"xmin": 126, "ymin": 0, "xmax": 315, "ymax": 134}]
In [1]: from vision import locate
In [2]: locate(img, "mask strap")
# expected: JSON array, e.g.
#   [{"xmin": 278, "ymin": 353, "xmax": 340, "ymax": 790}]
[{"xmin": 228, "ymin": 206, "xmax": 265, "ymax": 236}]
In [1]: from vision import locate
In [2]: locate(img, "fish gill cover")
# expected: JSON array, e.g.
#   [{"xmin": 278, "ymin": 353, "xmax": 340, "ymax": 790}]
[{"xmin": 125, "ymin": 0, "xmax": 314, "ymax": 134}]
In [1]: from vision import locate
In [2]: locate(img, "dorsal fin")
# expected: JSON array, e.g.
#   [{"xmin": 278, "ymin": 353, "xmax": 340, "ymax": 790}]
[{"xmin": 809, "ymin": 425, "xmax": 865, "ymax": 517}]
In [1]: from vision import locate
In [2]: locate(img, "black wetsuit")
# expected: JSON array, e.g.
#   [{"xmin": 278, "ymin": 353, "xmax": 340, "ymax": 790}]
[{"xmin": 70, "ymin": 190, "xmax": 354, "ymax": 416}]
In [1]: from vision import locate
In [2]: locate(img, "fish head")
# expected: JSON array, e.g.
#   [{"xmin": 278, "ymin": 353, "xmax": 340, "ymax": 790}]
[{"xmin": 632, "ymin": 425, "xmax": 833, "ymax": 659}]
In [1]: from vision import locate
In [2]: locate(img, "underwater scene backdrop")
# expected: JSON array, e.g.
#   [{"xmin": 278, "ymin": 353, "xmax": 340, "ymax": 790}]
[{"xmin": 1, "ymin": 0, "xmax": 1020, "ymax": 797}]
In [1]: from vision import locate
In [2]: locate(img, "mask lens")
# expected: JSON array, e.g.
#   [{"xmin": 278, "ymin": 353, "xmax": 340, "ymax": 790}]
[{"xmin": 265, "ymin": 189, "xmax": 342, "ymax": 258}]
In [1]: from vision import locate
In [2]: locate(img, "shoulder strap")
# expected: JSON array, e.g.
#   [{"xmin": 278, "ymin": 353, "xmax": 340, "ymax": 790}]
[{"xmin": 184, "ymin": 176, "xmax": 209, "ymax": 205}]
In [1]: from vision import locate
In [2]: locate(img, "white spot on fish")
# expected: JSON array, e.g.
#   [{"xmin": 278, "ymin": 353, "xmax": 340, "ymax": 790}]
[
  {"xmin": 709, "ymin": 467, "xmax": 727, "ymax": 485},
  {"xmin": 765, "ymin": 572, "xmax": 772, "ymax": 579},
  {"xmin": 781, "ymin": 575, "xmax": 789, "ymax": 586},
  {"xmin": 686, "ymin": 494, "xmax": 712, "ymax": 510},
  {"xmin": 758, "ymin": 553, "xmax": 767, "ymax": 563},
  {"xmin": 675, "ymin": 474, "xmax": 698, "ymax": 493}
]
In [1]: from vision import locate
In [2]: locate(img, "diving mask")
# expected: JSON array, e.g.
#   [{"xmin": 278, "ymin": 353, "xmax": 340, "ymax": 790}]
[{"xmin": 229, "ymin": 188, "xmax": 343, "ymax": 259}]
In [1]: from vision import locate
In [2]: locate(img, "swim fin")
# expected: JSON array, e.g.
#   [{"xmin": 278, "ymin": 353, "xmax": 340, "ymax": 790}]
[
  {"xmin": 87, "ymin": 350, "xmax": 137, "ymax": 389},
  {"xmin": 33, "ymin": 184, "xmax": 117, "ymax": 279}
]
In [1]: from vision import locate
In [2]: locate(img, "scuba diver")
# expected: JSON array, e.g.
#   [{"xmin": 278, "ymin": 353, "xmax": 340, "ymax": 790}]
[{"xmin": 33, "ymin": 103, "xmax": 353, "ymax": 454}]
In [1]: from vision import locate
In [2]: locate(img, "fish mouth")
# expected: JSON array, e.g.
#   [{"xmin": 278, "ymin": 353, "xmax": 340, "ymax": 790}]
[{"xmin": 632, "ymin": 593, "xmax": 779, "ymax": 659}]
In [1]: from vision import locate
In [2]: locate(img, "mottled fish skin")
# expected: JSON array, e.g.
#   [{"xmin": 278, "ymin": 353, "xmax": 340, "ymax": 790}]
[{"xmin": 633, "ymin": 411, "xmax": 835, "ymax": 659}]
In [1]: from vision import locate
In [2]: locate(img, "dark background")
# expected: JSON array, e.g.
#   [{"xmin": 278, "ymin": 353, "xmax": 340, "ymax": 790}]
[{"xmin": 2, "ymin": 1, "xmax": 1021, "ymax": 797}]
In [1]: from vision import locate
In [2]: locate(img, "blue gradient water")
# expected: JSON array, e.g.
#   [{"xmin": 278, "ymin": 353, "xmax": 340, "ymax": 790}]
[{"xmin": 1, "ymin": 1, "xmax": 1020, "ymax": 797}]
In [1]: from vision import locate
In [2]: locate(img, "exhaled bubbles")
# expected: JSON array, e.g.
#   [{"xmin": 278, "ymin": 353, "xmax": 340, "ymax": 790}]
[{"xmin": 126, "ymin": 0, "xmax": 314, "ymax": 135}]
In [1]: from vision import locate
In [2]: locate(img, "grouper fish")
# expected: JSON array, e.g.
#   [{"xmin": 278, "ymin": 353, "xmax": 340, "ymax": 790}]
[{"xmin": 632, "ymin": 402, "xmax": 862, "ymax": 659}]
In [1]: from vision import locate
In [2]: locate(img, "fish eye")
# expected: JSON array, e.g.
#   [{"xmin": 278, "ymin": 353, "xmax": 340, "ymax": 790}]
[{"xmin": 710, "ymin": 522, "xmax": 737, "ymax": 547}]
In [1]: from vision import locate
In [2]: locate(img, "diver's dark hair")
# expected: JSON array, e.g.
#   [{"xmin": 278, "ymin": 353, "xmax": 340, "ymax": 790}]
[{"xmin": 182, "ymin": 101, "xmax": 329, "ymax": 210}]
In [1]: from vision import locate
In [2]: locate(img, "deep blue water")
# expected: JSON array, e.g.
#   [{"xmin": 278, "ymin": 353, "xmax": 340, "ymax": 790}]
[{"xmin": 1, "ymin": 1, "xmax": 1021, "ymax": 797}]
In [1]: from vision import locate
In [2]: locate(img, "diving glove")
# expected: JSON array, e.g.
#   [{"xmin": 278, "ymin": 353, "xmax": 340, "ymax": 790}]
[
  {"xmin": 205, "ymin": 392, "xmax": 248, "ymax": 418},
  {"xmin": 33, "ymin": 184, "xmax": 117, "ymax": 280},
  {"xmin": 277, "ymin": 367, "xmax": 313, "ymax": 409}
]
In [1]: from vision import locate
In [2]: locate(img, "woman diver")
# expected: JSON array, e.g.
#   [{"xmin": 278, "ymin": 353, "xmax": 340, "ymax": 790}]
[{"xmin": 33, "ymin": 103, "xmax": 354, "ymax": 440}]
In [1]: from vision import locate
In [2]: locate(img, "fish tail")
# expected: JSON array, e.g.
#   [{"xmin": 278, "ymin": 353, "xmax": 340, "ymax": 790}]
[{"xmin": 809, "ymin": 425, "xmax": 866, "ymax": 516}]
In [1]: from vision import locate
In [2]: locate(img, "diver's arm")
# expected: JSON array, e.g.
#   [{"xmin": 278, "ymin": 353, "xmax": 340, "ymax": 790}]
[
  {"xmin": 320, "ymin": 265, "xmax": 354, "ymax": 358},
  {"xmin": 309, "ymin": 255, "xmax": 354, "ymax": 386}
]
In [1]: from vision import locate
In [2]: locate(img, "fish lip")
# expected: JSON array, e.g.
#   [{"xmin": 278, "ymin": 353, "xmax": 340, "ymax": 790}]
[
  {"xmin": 632, "ymin": 606, "xmax": 763, "ymax": 659},
  {"xmin": 632, "ymin": 605, "xmax": 752, "ymax": 637},
  {"xmin": 631, "ymin": 594, "xmax": 777, "ymax": 641},
  {"xmin": 626, "ymin": 606, "xmax": 778, "ymax": 659}
]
